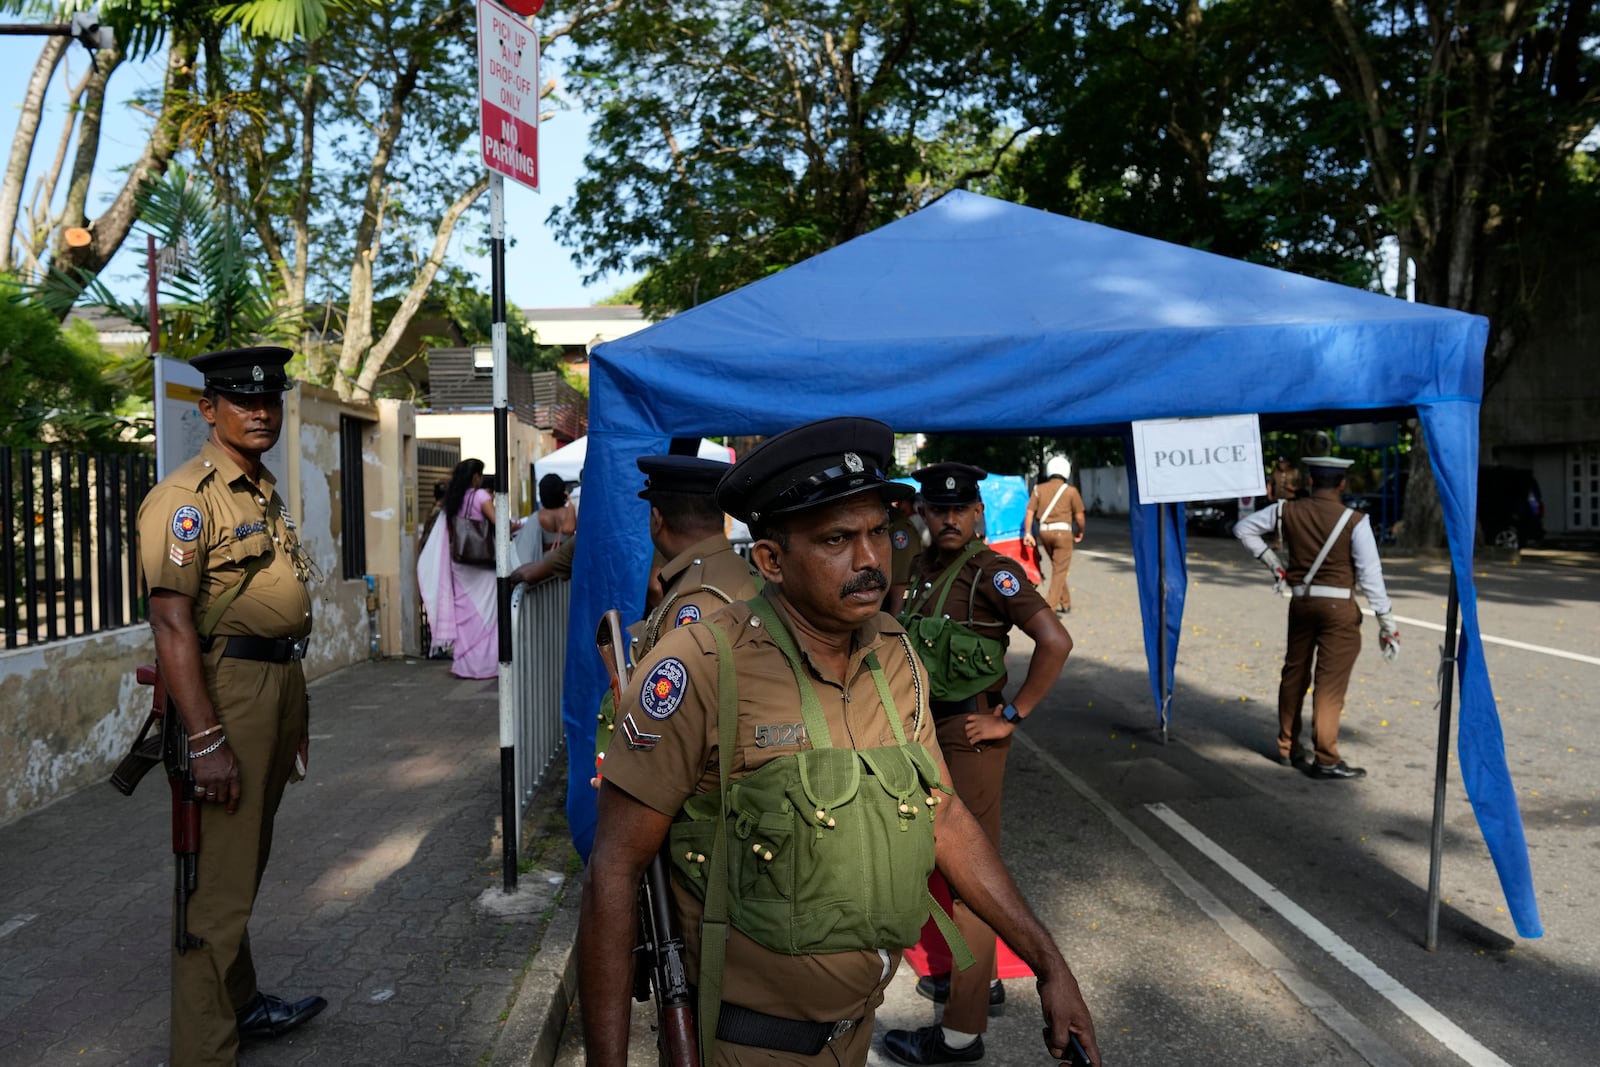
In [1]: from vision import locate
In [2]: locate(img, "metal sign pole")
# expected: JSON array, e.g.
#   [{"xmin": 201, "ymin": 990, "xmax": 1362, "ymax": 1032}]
[
  {"xmin": 489, "ymin": 171, "xmax": 517, "ymax": 893},
  {"xmin": 1425, "ymin": 567, "xmax": 1462, "ymax": 950}
]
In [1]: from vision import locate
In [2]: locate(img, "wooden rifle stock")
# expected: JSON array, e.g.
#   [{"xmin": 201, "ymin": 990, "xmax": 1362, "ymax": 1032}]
[
  {"xmin": 596, "ymin": 610, "xmax": 700, "ymax": 1067},
  {"xmin": 148, "ymin": 664, "xmax": 204, "ymax": 954}
]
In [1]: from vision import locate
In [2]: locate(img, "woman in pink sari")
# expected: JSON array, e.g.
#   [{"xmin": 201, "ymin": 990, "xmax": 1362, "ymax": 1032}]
[{"xmin": 418, "ymin": 458, "xmax": 501, "ymax": 679}]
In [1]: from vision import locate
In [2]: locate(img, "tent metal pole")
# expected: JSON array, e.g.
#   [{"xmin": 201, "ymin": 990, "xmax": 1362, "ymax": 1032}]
[
  {"xmin": 1425, "ymin": 566, "xmax": 1461, "ymax": 950},
  {"xmin": 1158, "ymin": 503, "xmax": 1169, "ymax": 742}
]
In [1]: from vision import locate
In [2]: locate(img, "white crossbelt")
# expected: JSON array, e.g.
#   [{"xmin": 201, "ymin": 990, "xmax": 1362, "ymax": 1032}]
[
  {"xmin": 1041, "ymin": 522, "xmax": 1073, "ymax": 531},
  {"xmin": 1291, "ymin": 584, "xmax": 1352, "ymax": 599}
]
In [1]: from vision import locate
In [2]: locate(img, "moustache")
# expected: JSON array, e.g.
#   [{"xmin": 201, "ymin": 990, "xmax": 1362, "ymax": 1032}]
[{"xmin": 840, "ymin": 568, "xmax": 888, "ymax": 597}]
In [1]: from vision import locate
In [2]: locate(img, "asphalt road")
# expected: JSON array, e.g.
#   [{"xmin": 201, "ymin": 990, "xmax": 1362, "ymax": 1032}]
[{"xmin": 559, "ymin": 527, "xmax": 1599, "ymax": 1066}]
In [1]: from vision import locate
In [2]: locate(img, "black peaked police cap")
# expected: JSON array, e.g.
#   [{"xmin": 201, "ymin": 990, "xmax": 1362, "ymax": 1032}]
[
  {"xmin": 636, "ymin": 455, "xmax": 732, "ymax": 500},
  {"xmin": 911, "ymin": 462, "xmax": 987, "ymax": 506},
  {"xmin": 190, "ymin": 347, "xmax": 295, "ymax": 395},
  {"xmin": 715, "ymin": 417, "xmax": 913, "ymax": 525}
]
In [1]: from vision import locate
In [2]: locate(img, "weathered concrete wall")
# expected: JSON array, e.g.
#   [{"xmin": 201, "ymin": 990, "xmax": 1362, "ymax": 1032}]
[
  {"xmin": 1, "ymin": 385, "xmax": 418, "ymax": 827},
  {"xmin": 0, "ymin": 627, "xmax": 153, "ymax": 826}
]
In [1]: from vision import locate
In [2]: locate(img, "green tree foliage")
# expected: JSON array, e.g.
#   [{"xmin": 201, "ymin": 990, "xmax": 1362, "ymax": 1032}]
[
  {"xmin": 552, "ymin": 0, "xmax": 1023, "ymax": 316},
  {"xmin": 47, "ymin": 165, "xmax": 295, "ymax": 357},
  {"xmin": 429, "ymin": 276, "xmax": 564, "ymax": 375},
  {"xmin": 0, "ymin": 293, "xmax": 133, "ymax": 448}
]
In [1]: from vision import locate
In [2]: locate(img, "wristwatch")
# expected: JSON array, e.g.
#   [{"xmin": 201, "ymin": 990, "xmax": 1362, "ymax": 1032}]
[{"xmin": 1001, "ymin": 703, "xmax": 1024, "ymax": 725}]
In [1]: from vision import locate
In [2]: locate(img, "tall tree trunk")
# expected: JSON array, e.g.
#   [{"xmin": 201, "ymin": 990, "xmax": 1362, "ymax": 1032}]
[
  {"xmin": 49, "ymin": 38, "xmax": 197, "ymax": 315},
  {"xmin": 335, "ymin": 43, "xmax": 423, "ymax": 399},
  {"xmin": 350, "ymin": 176, "xmax": 489, "ymax": 400},
  {"xmin": 0, "ymin": 37, "xmax": 67, "ymax": 275}
]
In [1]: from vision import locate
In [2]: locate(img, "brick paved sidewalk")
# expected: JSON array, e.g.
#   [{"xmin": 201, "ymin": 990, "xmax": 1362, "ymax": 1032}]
[{"xmin": 0, "ymin": 657, "xmax": 578, "ymax": 1067}]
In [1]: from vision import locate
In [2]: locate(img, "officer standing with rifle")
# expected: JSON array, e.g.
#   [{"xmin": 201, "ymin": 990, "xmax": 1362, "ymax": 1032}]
[
  {"xmin": 578, "ymin": 419, "xmax": 1099, "ymax": 1067},
  {"xmin": 134, "ymin": 348, "xmax": 325, "ymax": 1066}
]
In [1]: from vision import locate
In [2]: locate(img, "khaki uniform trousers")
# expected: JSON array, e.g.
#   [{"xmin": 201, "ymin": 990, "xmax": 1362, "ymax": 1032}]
[
  {"xmin": 933, "ymin": 712, "xmax": 1011, "ymax": 1035},
  {"xmin": 1039, "ymin": 530, "xmax": 1075, "ymax": 612},
  {"xmin": 172, "ymin": 654, "xmax": 307, "ymax": 1067},
  {"xmin": 707, "ymin": 1011, "xmax": 876, "ymax": 1066},
  {"xmin": 1277, "ymin": 597, "xmax": 1362, "ymax": 766}
]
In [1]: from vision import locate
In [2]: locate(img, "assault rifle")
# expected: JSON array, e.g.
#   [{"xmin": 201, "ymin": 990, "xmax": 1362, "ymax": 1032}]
[
  {"xmin": 110, "ymin": 665, "xmax": 203, "ymax": 953},
  {"xmin": 596, "ymin": 610, "xmax": 698, "ymax": 1067}
]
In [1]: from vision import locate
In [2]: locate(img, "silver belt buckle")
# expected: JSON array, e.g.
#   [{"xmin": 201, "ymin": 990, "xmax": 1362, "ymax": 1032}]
[
  {"xmin": 828, "ymin": 1019, "xmax": 855, "ymax": 1042},
  {"xmin": 289, "ymin": 637, "xmax": 309, "ymax": 661}
]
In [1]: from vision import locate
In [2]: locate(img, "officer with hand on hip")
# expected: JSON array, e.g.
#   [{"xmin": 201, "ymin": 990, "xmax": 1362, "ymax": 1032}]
[{"xmin": 886, "ymin": 461, "xmax": 1074, "ymax": 1065}]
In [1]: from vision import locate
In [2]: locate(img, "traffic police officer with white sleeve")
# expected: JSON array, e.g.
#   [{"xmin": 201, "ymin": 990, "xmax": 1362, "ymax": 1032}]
[{"xmin": 1233, "ymin": 456, "xmax": 1399, "ymax": 780}]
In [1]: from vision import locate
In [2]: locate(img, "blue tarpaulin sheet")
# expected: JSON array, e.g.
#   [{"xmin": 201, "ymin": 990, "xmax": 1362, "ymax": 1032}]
[{"xmin": 559, "ymin": 191, "xmax": 1540, "ymax": 938}]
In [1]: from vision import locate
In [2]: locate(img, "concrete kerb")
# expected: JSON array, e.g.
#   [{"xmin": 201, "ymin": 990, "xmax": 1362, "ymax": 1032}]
[{"xmin": 490, "ymin": 874, "xmax": 581, "ymax": 1067}]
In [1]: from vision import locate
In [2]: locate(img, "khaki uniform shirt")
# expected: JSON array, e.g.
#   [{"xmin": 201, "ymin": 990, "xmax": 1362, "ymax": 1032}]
[
  {"xmin": 542, "ymin": 537, "xmax": 577, "ymax": 580},
  {"xmin": 907, "ymin": 542, "xmax": 1049, "ymax": 659},
  {"xmin": 888, "ymin": 514, "xmax": 922, "ymax": 587},
  {"xmin": 137, "ymin": 439, "xmax": 312, "ymax": 641},
  {"xmin": 603, "ymin": 592, "xmax": 949, "ymax": 1023},
  {"xmin": 1027, "ymin": 479, "xmax": 1085, "ymax": 531},
  {"xmin": 633, "ymin": 534, "xmax": 759, "ymax": 657}
]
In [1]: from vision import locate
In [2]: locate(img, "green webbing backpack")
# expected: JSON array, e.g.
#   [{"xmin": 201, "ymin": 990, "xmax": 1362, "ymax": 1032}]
[
  {"xmin": 670, "ymin": 596, "xmax": 972, "ymax": 1065},
  {"xmin": 897, "ymin": 541, "xmax": 1008, "ymax": 701}
]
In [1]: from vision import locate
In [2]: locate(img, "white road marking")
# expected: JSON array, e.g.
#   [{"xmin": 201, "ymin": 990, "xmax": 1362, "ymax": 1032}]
[
  {"xmin": 0, "ymin": 913, "xmax": 37, "ymax": 941},
  {"xmin": 1014, "ymin": 734, "xmax": 1411, "ymax": 1067},
  {"xmin": 1145, "ymin": 802, "xmax": 1512, "ymax": 1067},
  {"xmin": 1071, "ymin": 547, "xmax": 1599, "ymax": 666},
  {"xmin": 1374, "ymin": 611, "xmax": 1600, "ymax": 667}
]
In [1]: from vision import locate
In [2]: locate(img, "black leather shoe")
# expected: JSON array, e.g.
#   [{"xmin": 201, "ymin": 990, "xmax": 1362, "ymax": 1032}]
[
  {"xmin": 914, "ymin": 974, "xmax": 1005, "ymax": 1015},
  {"xmin": 1275, "ymin": 749, "xmax": 1311, "ymax": 769},
  {"xmin": 883, "ymin": 1024, "xmax": 985, "ymax": 1065},
  {"xmin": 1310, "ymin": 760, "xmax": 1367, "ymax": 780},
  {"xmin": 235, "ymin": 992, "xmax": 328, "ymax": 1040}
]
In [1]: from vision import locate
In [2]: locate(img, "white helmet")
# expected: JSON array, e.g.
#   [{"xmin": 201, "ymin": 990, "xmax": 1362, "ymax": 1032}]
[{"xmin": 1045, "ymin": 455, "xmax": 1072, "ymax": 480}]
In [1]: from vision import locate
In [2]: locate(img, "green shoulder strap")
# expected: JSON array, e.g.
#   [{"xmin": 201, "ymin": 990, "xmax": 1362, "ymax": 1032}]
[
  {"xmin": 697, "ymin": 618, "xmax": 742, "ymax": 1067},
  {"xmin": 748, "ymin": 595, "xmax": 838, "ymax": 748},
  {"xmin": 904, "ymin": 540, "xmax": 985, "ymax": 620},
  {"xmin": 756, "ymin": 596, "xmax": 976, "ymax": 971}
]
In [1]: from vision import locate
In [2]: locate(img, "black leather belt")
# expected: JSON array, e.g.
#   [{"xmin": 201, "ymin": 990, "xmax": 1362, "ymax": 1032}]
[
  {"xmin": 209, "ymin": 635, "xmax": 309, "ymax": 663},
  {"xmin": 716, "ymin": 1002, "xmax": 859, "ymax": 1056},
  {"xmin": 930, "ymin": 692, "xmax": 1002, "ymax": 719}
]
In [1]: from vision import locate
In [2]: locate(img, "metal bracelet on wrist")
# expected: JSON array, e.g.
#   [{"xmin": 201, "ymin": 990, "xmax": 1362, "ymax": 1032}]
[{"xmin": 189, "ymin": 735, "xmax": 228, "ymax": 760}]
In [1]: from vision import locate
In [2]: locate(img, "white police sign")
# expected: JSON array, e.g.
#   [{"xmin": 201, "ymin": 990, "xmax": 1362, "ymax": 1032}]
[{"xmin": 1132, "ymin": 414, "xmax": 1266, "ymax": 504}]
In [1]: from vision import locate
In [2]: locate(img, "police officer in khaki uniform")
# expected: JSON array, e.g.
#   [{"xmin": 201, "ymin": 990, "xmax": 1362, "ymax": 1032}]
[
  {"xmin": 1234, "ymin": 456, "xmax": 1400, "ymax": 779},
  {"xmin": 578, "ymin": 419, "xmax": 1099, "ymax": 1067},
  {"xmin": 629, "ymin": 455, "xmax": 760, "ymax": 658},
  {"xmin": 587, "ymin": 456, "xmax": 759, "ymax": 774},
  {"xmin": 886, "ymin": 461, "xmax": 1074, "ymax": 1065},
  {"xmin": 136, "ymin": 348, "xmax": 325, "ymax": 1066},
  {"xmin": 886, "ymin": 497, "xmax": 925, "ymax": 613},
  {"xmin": 1023, "ymin": 456, "xmax": 1086, "ymax": 615}
]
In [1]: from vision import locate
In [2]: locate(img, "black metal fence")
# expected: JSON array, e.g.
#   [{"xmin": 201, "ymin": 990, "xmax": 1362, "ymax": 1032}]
[{"xmin": 1, "ymin": 446, "xmax": 154, "ymax": 648}]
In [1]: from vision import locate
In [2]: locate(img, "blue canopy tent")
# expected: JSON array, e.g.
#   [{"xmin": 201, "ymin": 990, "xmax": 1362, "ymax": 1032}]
[{"xmin": 561, "ymin": 190, "xmax": 1541, "ymax": 939}]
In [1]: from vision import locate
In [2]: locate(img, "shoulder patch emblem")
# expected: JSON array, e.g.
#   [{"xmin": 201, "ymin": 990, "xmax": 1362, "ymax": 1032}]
[
  {"xmin": 674, "ymin": 603, "xmax": 701, "ymax": 627},
  {"xmin": 171, "ymin": 505, "xmax": 202, "ymax": 542},
  {"xmin": 640, "ymin": 658, "xmax": 688, "ymax": 721},
  {"xmin": 892, "ymin": 529, "xmax": 910, "ymax": 550},
  {"xmin": 993, "ymin": 570, "xmax": 1021, "ymax": 597}
]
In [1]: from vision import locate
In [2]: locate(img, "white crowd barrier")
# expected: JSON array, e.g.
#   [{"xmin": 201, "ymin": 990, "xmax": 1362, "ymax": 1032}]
[{"xmin": 508, "ymin": 577, "xmax": 570, "ymax": 845}]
